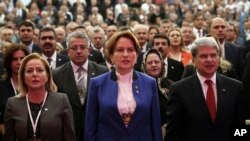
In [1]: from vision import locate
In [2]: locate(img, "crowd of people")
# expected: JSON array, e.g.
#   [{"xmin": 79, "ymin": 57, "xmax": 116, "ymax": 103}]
[{"xmin": 0, "ymin": 0, "xmax": 250, "ymax": 141}]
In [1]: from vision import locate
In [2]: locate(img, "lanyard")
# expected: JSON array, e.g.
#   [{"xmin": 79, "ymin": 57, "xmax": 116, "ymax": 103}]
[
  {"xmin": 26, "ymin": 92, "xmax": 48, "ymax": 138},
  {"xmin": 10, "ymin": 78, "xmax": 18, "ymax": 95}
]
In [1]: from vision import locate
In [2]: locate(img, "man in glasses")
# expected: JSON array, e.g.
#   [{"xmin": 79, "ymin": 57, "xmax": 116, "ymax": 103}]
[{"xmin": 52, "ymin": 31, "xmax": 108, "ymax": 141}]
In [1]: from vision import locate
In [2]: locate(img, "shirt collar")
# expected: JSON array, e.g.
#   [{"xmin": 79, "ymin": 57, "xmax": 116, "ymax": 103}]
[
  {"xmin": 197, "ymin": 72, "xmax": 216, "ymax": 85},
  {"xmin": 71, "ymin": 59, "xmax": 89, "ymax": 73},
  {"xmin": 42, "ymin": 51, "xmax": 57, "ymax": 61}
]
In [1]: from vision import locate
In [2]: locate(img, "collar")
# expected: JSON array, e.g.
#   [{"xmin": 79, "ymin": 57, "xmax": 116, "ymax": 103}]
[
  {"xmin": 71, "ymin": 59, "xmax": 89, "ymax": 73},
  {"xmin": 197, "ymin": 72, "xmax": 216, "ymax": 85},
  {"xmin": 141, "ymin": 42, "xmax": 147, "ymax": 53},
  {"xmin": 42, "ymin": 51, "xmax": 57, "ymax": 61},
  {"xmin": 110, "ymin": 70, "xmax": 138, "ymax": 81}
]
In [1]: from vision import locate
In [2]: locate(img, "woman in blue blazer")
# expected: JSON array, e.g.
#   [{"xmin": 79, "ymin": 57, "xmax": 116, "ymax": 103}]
[{"xmin": 85, "ymin": 31, "xmax": 162, "ymax": 141}]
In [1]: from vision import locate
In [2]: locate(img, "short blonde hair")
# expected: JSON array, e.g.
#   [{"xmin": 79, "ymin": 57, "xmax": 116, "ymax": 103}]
[{"xmin": 18, "ymin": 53, "xmax": 57, "ymax": 97}]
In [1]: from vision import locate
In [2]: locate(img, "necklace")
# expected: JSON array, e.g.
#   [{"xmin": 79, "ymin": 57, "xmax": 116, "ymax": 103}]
[
  {"xmin": 26, "ymin": 92, "xmax": 48, "ymax": 139},
  {"xmin": 10, "ymin": 78, "xmax": 18, "ymax": 95}
]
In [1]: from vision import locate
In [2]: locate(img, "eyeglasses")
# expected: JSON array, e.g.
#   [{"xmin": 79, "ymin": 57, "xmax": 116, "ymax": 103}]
[{"xmin": 69, "ymin": 45, "xmax": 87, "ymax": 51}]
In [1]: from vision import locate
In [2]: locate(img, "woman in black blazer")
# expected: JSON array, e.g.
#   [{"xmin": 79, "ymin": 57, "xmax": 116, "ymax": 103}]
[
  {"xmin": 4, "ymin": 53, "xmax": 75, "ymax": 141},
  {"xmin": 0, "ymin": 44, "xmax": 30, "ymax": 140}
]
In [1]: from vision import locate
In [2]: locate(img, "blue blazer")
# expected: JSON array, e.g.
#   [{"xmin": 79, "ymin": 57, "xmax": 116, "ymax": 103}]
[{"xmin": 85, "ymin": 71, "xmax": 162, "ymax": 141}]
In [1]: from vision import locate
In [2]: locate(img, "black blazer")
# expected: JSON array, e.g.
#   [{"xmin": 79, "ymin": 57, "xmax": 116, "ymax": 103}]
[
  {"xmin": 166, "ymin": 58, "xmax": 184, "ymax": 82},
  {"xmin": 242, "ymin": 52, "xmax": 250, "ymax": 119},
  {"xmin": 224, "ymin": 42, "xmax": 244, "ymax": 80},
  {"xmin": 0, "ymin": 79, "xmax": 16, "ymax": 124},
  {"xmin": 88, "ymin": 48, "xmax": 105, "ymax": 64},
  {"xmin": 52, "ymin": 61, "xmax": 108, "ymax": 141},
  {"xmin": 55, "ymin": 53, "xmax": 70, "ymax": 68},
  {"xmin": 165, "ymin": 74, "xmax": 245, "ymax": 141},
  {"xmin": 0, "ymin": 59, "xmax": 4, "ymax": 79},
  {"xmin": 31, "ymin": 44, "xmax": 42, "ymax": 53}
]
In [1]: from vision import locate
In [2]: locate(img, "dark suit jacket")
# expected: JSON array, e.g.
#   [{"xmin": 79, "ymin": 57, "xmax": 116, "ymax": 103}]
[
  {"xmin": 166, "ymin": 58, "xmax": 184, "ymax": 82},
  {"xmin": 52, "ymin": 61, "xmax": 108, "ymax": 141},
  {"xmin": 224, "ymin": 42, "xmax": 244, "ymax": 80},
  {"xmin": 4, "ymin": 93, "xmax": 75, "ymax": 141},
  {"xmin": 85, "ymin": 71, "xmax": 162, "ymax": 141},
  {"xmin": 55, "ymin": 53, "xmax": 70, "ymax": 68},
  {"xmin": 165, "ymin": 74, "xmax": 245, "ymax": 141},
  {"xmin": 31, "ymin": 44, "xmax": 42, "ymax": 53},
  {"xmin": 88, "ymin": 48, "xmax": 105, "ymax": 64},
  {"xmin": 242, "ymin": 52, "xmax": 250, "ymax": 119},
  {"xmin": 0, "ymin": 59, "xmax": 4, "ymax": 79},
  {"xmin": 0, "ymin": 79, "xmax": 16, "ymax": 124}
]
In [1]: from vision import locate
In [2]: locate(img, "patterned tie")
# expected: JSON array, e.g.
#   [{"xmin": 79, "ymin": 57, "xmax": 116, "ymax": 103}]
[
  {"xmin": 77, "ymin": 67, "xmax": 86, "ymax": 104},
  {"xmin": 47, "ymin": 58, "xmax": 52, "ymax": 65},
  {"xmin": 198, "ymin": 30, "xmax": 202, "ymax": 37},
  {"xmin": 205, "ymin": 80, "xmax": 216, "ymax": 122}
]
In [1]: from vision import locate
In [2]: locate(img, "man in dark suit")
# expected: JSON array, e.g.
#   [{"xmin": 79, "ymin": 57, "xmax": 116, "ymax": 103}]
[
  {"xmin": 165, "ymin": 37, "xmax": 245, "ymax": 141},
  {"xmin": 152, "ymin": 34, "xmax": 184, "ymax": 82},
  {"xmin": 38, "ymin": 27, "xmax": 69, "ymax": 69},
  {"xmin": 193, "ymin": 12, "xmax": 207, "ymax": 38},
  {"xmin": 242, "ymin": 52, "xmax": 250, "ymax": 119},
  {"xmin": 208, "ymin": 17, "xmax": 244, "ymax": 80},
  {"xmin": 133, "ymin": 24, "xmax": 153, "ymax": 72},
  {"xmin": 52, "ymin": 31, "xmax": 108, "ymax": 141},
  {"xmin": 18, "ymin": 21, "xmax": 41, "ymax": 53},
  {"xmin": 134, "ymin": 24, "xmax": 153, "ymax": 53},
  {"xmin": 0, "ymin": 59, "xmax": 3, "ymax": 78}
]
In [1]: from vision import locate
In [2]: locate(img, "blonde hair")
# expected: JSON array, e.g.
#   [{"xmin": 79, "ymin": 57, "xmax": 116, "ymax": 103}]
[
  {"xmin": 167, "ymin": 28, "xmax": 186, "ymax": 51},
  {"xmin": 18, "ymin": 53, "xmax": 57, "ymax": 97}
]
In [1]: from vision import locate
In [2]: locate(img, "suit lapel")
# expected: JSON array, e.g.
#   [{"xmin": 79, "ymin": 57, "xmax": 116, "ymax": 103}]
[
  {"xmin": 215, "ymin": 74, "xmax": 227, "ymax": 123},
  {"xmin": 192, "ymin": 75, "xmax": 213, "ymax": 122},
  {"xmin": 87, "ymin": 62, "xmax": 97, "ymax": 88},
  {"xmin": 64, "ymin": 63, "xmax": 82, "ymax": 107},
  {"xmin": 56, "ymin": 54, "xmax": 61, "ymax": 67}
]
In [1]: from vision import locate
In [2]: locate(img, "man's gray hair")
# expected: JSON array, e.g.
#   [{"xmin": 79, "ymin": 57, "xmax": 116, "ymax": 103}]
[
  {"xmin": 66, "ymin": 31, "xmax": 90, "ymax": 48},
  {"xmin": 190, "ymin": 37, "xmax": 220, "ymax": 57}
]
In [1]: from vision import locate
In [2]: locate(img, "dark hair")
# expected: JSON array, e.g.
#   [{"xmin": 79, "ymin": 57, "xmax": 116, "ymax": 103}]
[
  {"xmin": 18, "ymin": 21, "xmax": 35, "ymax": 30},
  {"xmin": 149, "ymin": 26, "xmax": 160, "ymax": 34},
  {"xmin": 193, "ymin": 12, "xmax": 203, "ymax": 21},
  {"xmin": 39, "ymin": 27, "xmax": 56, "ymax": 39},
  {"xmin": 2, "ymin": 44, "xmax": 30, "ymax": 80},
  {"xmin": 152, "ymin": 33, "xmax": 170, "ymax": 46}
]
